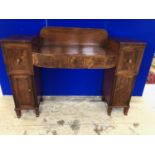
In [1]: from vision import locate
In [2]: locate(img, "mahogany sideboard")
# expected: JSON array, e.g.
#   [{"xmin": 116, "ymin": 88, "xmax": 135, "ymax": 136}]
[{"xmin": 0, "ymin": 27, "xmax": 146, "ymax": 118}]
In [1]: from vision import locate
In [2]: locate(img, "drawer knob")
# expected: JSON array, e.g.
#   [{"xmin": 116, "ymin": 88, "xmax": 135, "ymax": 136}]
[
  {"xmin": 28, "ymin": 89, "xmax": 31, "ymax": 93},
  {"xmin": 128, "ymin": 59, "xmax": 132, "ymax": 64},
  {"xmin": 16, "ymin": 58, "xmax": 21, "ymax": 64}
]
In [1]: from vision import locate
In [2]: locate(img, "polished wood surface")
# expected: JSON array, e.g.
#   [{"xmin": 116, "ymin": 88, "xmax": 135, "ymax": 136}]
[
  {"xmin": 0, "ymin": 27, "xmax": 146, "ymax": 117},
  {"xmin": 40, "ymin": 27, "xmax": 108, "ymax": 46},
  {"xmin": 2, "ymin": 43, "xmax": 33, "ymax": 75},
  {"xmin": 32, "ymin": 46, "xmax": 117, "ymax": 69},
  {"xmin": 116, "ymin": 43, "xmax": 146, "ymax": 76}
]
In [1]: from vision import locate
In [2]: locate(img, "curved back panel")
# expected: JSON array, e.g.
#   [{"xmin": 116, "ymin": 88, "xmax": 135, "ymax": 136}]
[{"xmin": 40, "ymin": 27, "xmax": 108, "ymax": 46}]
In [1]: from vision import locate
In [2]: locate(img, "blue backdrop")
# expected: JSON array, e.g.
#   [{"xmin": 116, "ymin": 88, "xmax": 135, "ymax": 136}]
[{"xmin": 0, "ymin": 19, "xmax": 154, "ymax": 96}]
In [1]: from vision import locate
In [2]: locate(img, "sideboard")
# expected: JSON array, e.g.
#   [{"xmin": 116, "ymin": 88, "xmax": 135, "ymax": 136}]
[{"xmin": 0, "ymin": 27, "xmax": 146, "ymax": 118}]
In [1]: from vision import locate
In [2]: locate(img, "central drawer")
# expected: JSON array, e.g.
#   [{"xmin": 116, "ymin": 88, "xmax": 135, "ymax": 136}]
[{"xmin": 32, "ymin": 53, "xmax": 116, "ymax": 69}]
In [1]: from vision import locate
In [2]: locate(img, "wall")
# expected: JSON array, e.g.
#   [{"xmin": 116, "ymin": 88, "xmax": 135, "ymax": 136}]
[{"xmin": 0, "ymin": 19, "xmax": 154, "ymax": 96}]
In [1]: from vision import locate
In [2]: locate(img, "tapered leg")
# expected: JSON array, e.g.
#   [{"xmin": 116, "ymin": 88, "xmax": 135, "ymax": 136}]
[
  {"xmin": 107, "ymin": 107, "xmax": 112, "ymax": 116},
  {"xmin": 35, "ymin": 108, "xmax": 39, "ymax": 117},
  {"xmin": 40, "ymin": 96, "xmax": 43, "ymax": 102},
  {"xmin": 123, "ymin": 107, "xmax": 129, "ymax": 115},
  {"xmin": 101, "ymin": 96, "xmax": 106, "ymax": 102},
  {"xmin": 15, "ymin": 109, "xmax": 21, "ymax": 118}
]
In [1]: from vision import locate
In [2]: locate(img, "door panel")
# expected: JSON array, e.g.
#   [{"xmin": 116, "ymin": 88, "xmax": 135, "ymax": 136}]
[
  {"xmin": 111, "ymin": 76, "xmax": 135, "ymax": 106},
  {"xmin": 3, "ymin": 43, "xmax": 33, "ymax": 75},
  {"xmin": 11, "ymin": 76, "xmax": 35, "ymax": 107}
]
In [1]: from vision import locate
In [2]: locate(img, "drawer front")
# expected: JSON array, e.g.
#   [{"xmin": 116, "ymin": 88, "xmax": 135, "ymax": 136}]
[
  {"xmin": 11, "ymin": 76, "xmax": 35, "ymax": 107},
  {"xmin": 69, "ymin": 56, "xmax": 84, "ymax": 68},
  {"xmin": 116, "ymin": 45, "xmax": 144, "ymax": 75},
  {"xmin": 33, "ymin": 54, "xmax": 69, "ymax": 68},
  {"xmin": 33, "ymin": 53, "xmax": 116, "ymax": 69},
  {"xmin": 3, "ymin": 43, "xmax": 33, "ymax": 75},
  {"xmin": 111, "ymin": 76, "xmax": 135, "ymax": 107}
]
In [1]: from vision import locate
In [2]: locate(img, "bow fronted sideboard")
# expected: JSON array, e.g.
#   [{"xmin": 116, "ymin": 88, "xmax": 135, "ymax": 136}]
[{"xmin": 0, "ymin": 27, "xmax": 146, "ymax": 118}]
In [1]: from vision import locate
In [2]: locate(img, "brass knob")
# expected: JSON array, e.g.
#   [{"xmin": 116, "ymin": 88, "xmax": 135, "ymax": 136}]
[
  {"xmin": 16, "ymin": 58, "xmax": 21, "ymax": 64},
  {"xmin": 128, "ymin": 59, "xmax": 132, "ymax": 64},
  {"xmin": 28, "ymin": 89, "xmax": 31, "ymax": 93}
]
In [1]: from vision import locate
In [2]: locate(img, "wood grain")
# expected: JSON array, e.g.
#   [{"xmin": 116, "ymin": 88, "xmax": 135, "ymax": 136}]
[{"xmin": 0, "ymin": 27, "xmax": 146, "ymax": 117}]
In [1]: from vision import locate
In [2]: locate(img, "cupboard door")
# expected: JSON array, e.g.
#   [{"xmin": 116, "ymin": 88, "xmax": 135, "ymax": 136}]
[
  {"xmin": 116, "ymin": 45, "xmax": 145, "ymax": 75},
  {"xmin": 11, "ymin": 76, "xmax": 35, "ymax": 108},
  {"xmin": 111, "ymin": 76, "xmax": 135, "ymax": 107},
  {"xmin": 2, "ymin": 43, "xmax": 33, "ymax": 75}
]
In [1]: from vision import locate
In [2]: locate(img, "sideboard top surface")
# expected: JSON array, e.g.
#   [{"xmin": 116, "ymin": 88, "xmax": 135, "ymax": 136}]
[{"xmin": 0, "ymin": 27, "xmax": 146, "ymax": 69}]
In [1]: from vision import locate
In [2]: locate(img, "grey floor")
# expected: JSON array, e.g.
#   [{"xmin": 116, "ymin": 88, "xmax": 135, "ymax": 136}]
[{"xmin": 0, "ymin": 84, "xmax": 155, "ymax": 135}]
